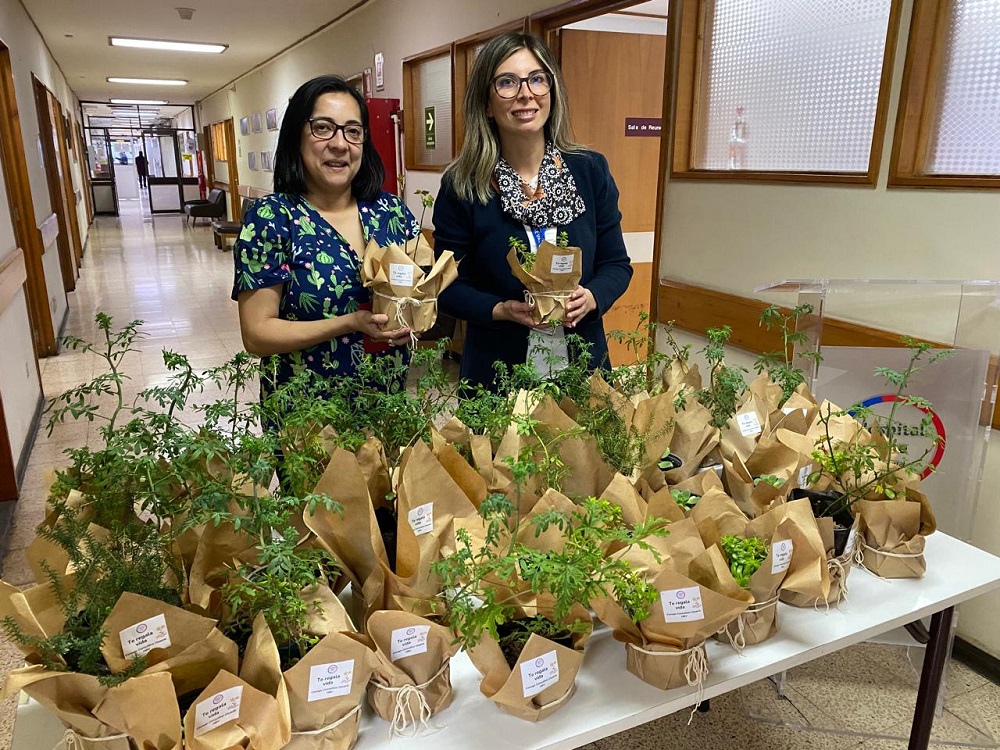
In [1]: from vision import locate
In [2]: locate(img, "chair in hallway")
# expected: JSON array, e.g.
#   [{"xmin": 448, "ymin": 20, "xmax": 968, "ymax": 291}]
[
  {"xmin": 184, "ymin": 188, "xmax": 227, "ymax": 226},
  {"xmin": 212, "ymin": 197, "xmax": 253, "ymax": 250}
]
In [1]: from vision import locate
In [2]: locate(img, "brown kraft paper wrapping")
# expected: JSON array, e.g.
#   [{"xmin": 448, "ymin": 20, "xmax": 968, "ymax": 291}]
[
  {"xmin": 100, "ymin": 592, "xmax": 238, "ymax": 696},
  {"xmin": 718, "ymin": 512, "xmax": 799, "ymax": 648},
  {"xmin": 305, "ymin": 444, "xmax": 390, "ymax": 593},
  {"xmin": 507, "ymin": 241, "xmax": 582, "ymax": 326},
  {"xmin": 689, "ymin": 488, "xmax": 750, "ymax": 545},
  {"xmin": 719, "ymin": 385, "xmax": 771, "ymax": 464},
  {"xmin": 593, "ymin": 550, "xmax": 751, "ymax": 691},
  {"xmin": 364, "ymin": 611, "xmax": 458, "ymax": 732},
  {"xmin": 587, "ymin": 373, "xmax": 676, "ymax": 478},
  {"xmin": 183, "ymin": 669, "xmax": 289, "ymax": 750},
  {"xmin": 3, "ymin": 668, "xmax": 181, "ymax": 750},
  {"xmin": 493, "ymin": 391, "xmax": 614, "ymax": 514},
  {"xmin": 241, "ymin": 615, "xmax": 377, "ymax": 750},
  {"xmin": 362, "ymin": 240, "xmax": 458, "ymax": 335},
  {"xmin": 0, "ymin": 577, "xmax": 69, "ymax": 656},
  {"xmin": 855, "ymin": 494, "xmax": 931, "ymax": 579},
  {"xmin": 394, "ymin": 440, "xmax": 480, "ymax": 596},
  {"xmin": 660, "ymin": 394, "xmax": 721, "ymax": 484},
  {"xmin": 721, "ymin": 439, "xmax": 798, "ymax": 520},
  {"xmin": 473, "ymin": 631, "xmax": 585, "ymax": 722},
  {"xmin": 779, "ymin": 514, "xmax": 850, "ymax": 608}
]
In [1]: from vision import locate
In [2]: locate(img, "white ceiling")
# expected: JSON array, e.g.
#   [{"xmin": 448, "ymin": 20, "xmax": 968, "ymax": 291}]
[{"xmin": 22, "ymin": 0, "xmax": 368, "ymax": 105}]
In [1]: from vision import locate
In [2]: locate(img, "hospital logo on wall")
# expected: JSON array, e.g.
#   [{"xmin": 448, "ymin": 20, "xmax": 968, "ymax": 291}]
[{"xmin": 852, "ymin": 394, "xmax": 946, "ymax": 479}]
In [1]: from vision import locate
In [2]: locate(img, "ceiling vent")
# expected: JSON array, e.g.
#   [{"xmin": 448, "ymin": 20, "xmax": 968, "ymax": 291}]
[{"xmin": 176, "ymin": 7, "xmax": 195, "ymax": 20}]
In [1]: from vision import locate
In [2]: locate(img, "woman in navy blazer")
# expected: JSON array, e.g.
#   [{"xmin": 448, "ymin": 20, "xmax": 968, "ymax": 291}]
[{"xmin": 433, "ymin": 31, "xmax": 633, "ymax": 391}]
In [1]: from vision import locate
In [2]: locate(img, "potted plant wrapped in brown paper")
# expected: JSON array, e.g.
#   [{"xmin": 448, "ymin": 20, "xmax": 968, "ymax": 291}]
[
  {"xmin": 507, "ymin": 231, "xmax": 581, "ymax": 326},
  {"xmin": 0, "ymin": 316, "xmax": 262, "ymax": 747},
  {"xmin": 591, "ymin": 544, "xmax": 751, "ymax": 708},
  {"xmin": 432, "ymin": 492, "xmax": 668, "ymax": 721},
  {"xmin": 801, "ymin": 338, "xmax": 950, "ymax": 580},
  {"xmin": 361, "ymin": 191, "xmax": 458, "ymax": 344}
]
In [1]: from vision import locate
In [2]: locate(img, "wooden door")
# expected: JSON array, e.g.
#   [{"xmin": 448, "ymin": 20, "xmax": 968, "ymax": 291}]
[
  {"xmin": 224, "ymin": 118, "xmax": 239, "ymax": 220},
  {"xmin": 32, "ymin": 76, "xmax": 75, "ymax": 295},
  {"xmin": 0, "ymin": 44, "xmax": 54, "ymax": 356},
  {"xmin": 561, "ymin": 28, "xmax": 666, "ymax": 361},
  {"xmin": 52, "ymin": 97, "xmax": 83, "ymax": 270}
]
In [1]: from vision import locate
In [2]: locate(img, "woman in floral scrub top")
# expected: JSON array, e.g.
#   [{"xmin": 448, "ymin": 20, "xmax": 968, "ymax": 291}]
[{"xmin": 232, "ymin": 75, "xmax": 420, "ymax": 394}]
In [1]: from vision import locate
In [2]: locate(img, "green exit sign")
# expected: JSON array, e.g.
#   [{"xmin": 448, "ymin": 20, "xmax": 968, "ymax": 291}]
[{"xmin": 424, "ymin": 106, "xmax": 436, "ymax": 149}]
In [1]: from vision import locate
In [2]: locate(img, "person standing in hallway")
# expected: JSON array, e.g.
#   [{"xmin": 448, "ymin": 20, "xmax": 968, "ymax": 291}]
[
  {"xmin": 432, "ymin": 31, "xmax": 632, "ymax": 392},
  {"xmin": 135, "ymin": 151, "xmax": 148, "ymax": 188},
  {"xmin": 232, "ymin": 74, "xmax": 419, "ymax": 398}
]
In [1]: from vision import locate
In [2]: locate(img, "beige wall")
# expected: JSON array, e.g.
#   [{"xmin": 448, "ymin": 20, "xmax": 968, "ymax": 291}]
[
  {"xmin": 196, "ymin": 0, "xmax": 567, "ymax": 212},
  {"xmin": 658, "ymin": 0, "xmax": 1000, "ymax": 657},
  {"xmin": 0, "ymin": 0, "xmax": 89, "ymax": 471}
]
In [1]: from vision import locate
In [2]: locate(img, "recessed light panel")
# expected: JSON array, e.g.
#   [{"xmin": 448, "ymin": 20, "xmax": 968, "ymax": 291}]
[
  {"xmin": 110, "ymin": 98, "xmax": 168, "ymax": 105},
  {"xmin": 107, "ymin": 77, "xmax": 187, "ymax": 86},
  {"xmin": 109, "ymin": 37, "xmax": 226, "ymax": 54}
]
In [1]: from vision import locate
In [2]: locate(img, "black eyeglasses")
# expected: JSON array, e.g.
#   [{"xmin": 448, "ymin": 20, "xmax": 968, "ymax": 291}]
[
  {"xmin": 491, "ymin": 69, "xmax": 552, "ymax": 99},
  {"xmin": 306, "ymin": 117, "xmax": 366, "ymax": 144}
]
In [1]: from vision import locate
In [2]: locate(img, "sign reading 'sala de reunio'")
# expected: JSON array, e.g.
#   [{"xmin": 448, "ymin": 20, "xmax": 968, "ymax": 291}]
[{"xmin": 625, "ymin": 117, "xmax": 662, "ymax": 137}]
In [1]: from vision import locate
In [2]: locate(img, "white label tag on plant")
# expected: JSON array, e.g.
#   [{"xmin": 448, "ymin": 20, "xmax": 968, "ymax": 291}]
[
  {"xmin": 771, "ymin": 539, "xmax": 794, "ymax": 574},
  {"xmin": 797, "ymin": 464, "xmax": 813, "ymax": 489},
  {"xmin": 736, "ymin": 411, "xmax": 762, "ymax": 437},
  {"xmin": 407, "ymin": 502, "xmax": 434, "ymax": 536},
  {"xmin": 661, "ymin": 586, "xmax": 705, "ymax": 623},
  {"xmin": 389, "ymin": 263, "xmax": 414, "ymax": 287},
  {"xmin": 390, "ymin": 625, "xmax": 430, "ymax": 661},
  {"xmin": 194, "ymin": 686, "xmax": 243, "ymax": 737},
  {"xmin": 119, "ymin": 613, "xmax": 171, "ymax": 659},
  {"xmin": 307, "ymin": 659, "xmax": 355, "ymax": 702},
  {"xmin": 550, "ymin": 254, "xmax": 575, "ymax": 274},
  {"xmin": 846, "ymin": 527, "xmax": 858, "ymax": 557},
  {"xmin": 520, "ymin": 650, "xmax": 560, "ymax": 698}
]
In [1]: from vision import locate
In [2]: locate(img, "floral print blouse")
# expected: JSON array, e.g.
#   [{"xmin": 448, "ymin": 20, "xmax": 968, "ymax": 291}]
[{"xmin": 231, "ymin": 191, "xmax": 421, "ymax": 389}]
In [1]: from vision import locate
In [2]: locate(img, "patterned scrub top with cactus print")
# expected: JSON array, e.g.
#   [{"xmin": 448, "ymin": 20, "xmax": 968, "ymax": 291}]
[{"xmin": 231, "ymin": 191, "xmax": 421, "ymax": 389}]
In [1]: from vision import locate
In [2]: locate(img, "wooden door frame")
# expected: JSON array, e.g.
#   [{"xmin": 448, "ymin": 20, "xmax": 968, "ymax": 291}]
[
  {"xmin": 0, "ymin": 43, "xmax": 55, "ymax": 356},
  {"xmin": 223, "ymin": 118, "xmax": 239, "ymax": 220},
  {"xmin": 32, "ymin": 75, "xmax": 76, "ymax": 294},
  {"xmin": 76, "ymin": 119, "xmax": 94, "ymax": 225},
  {"xmin": 526, "ymin": 0, "xmax": 674, "ymax": 332},
  {"xmin": 52, "ymin": 97, "xmax": 83, "ymax": 271}
]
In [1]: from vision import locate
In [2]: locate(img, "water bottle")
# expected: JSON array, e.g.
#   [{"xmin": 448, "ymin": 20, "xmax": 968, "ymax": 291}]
[{"xmin": 728, "ymin": 106, "xmax": 748, "ymax": 170}]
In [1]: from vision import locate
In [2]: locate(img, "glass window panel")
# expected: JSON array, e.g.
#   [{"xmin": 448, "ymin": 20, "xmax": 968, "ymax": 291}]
[
  {"xmin": 927, "ymin": 0, "xmax": 1000, "ymax": 175},
  {"xmin": 414, "ymin": 54, "xmax": 453, "ymax": 166},
  {"xmin": 697, "ymin": 0, "xmax": 893, "ymax": 172}
]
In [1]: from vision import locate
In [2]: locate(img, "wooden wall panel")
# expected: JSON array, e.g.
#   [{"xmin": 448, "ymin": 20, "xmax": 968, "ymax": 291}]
[
  {"xmin": 604, "ymin": 261, "xmax": 653, "ymax": 363},
  {"xmin": 656, "ymin": 278, "xmax": 1000, "ymax": 429},
  {"xmin": 561, "ymin": 29, "xmax": 666, "ymax": 233}
]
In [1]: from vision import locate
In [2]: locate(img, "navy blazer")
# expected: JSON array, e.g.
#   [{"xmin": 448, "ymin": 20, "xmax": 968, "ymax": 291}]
[{"xmin": 432, "ymin": 149, "xmax": 633, "ymax": 391}]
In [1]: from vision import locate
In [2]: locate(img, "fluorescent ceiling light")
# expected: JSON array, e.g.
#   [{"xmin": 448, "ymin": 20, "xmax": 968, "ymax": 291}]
[
  {"xmin": 110, "ymin": 98, "xmax": 168, "ymax": 105},
  {"xmin": 110, "ymin": 37, "xmax": 227, "ymax": 54},
  {"xmin": 107, "ymin": 77, "xmax": 187, "ymax": 86}
]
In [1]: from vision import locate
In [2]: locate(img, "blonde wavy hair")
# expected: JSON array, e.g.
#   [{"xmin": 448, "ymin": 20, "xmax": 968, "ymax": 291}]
[{"xmin": 444, "ymin": 32, "xmax": 582, "ymax": 204}]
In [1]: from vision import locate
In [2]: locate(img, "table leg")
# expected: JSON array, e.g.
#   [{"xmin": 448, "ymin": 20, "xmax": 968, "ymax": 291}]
[{"xmin": 908, "ymin": 606, "xmax": 954, "ymax": 750}]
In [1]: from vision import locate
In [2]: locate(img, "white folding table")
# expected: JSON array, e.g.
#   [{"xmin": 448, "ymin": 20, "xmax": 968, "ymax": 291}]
[{"xmin": 11, "ymin": 532, "xmax": 1000, "ymax": 750}]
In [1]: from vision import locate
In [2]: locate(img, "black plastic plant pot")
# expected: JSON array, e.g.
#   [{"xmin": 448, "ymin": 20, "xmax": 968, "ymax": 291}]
[
  {"xmin": 658, "ymin": 452, "xmax": 684, "ymax": 472},
  {"xmin": 791, "ymin": 487, "xmax": 854, "ymax": 557}
]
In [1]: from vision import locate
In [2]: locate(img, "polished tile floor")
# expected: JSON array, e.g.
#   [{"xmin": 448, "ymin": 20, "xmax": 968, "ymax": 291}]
[{"xmin": 0, "ymin": 200, "xmax": 998, "ymax": 750}]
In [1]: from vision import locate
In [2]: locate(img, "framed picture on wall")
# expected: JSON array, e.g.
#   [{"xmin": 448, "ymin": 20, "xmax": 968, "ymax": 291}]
[
  {"xmin": 261, "ymin": 151, "xmax": 272, "ymax": 171},
  {"xmin": 266, "ymin": 108, "xmax": 278, "ymax": 131},
  {"xmin": 248, "ymin": 151, "xmax": 257, "ymax": 170},
  {"xmin": 239, "ymin": 117, "xmax": 249, "ymax": 136},
  {"xmin": 251, "ymin": 112, "xmax": 262, "ymax": 133},
  {"xmin": 363, "ymin": 68, "xmax": 373, "ymax": 99}
]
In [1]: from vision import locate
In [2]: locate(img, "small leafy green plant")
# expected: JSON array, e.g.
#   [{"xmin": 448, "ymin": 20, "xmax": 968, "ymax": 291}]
[
  {"xmin": 697, "ymin": 325, "xmax": 748, "ymax": 429},
  {"xmin": 807, "ymin": 337, "xmax": 952, "ymax": 516},
  {"xmin": 719, "ymin": 535, "xmax": 769, "ymax": 589},
  {"xmin": 755, "ymin": 303, "xmax": 823, "ymax": 403}
]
